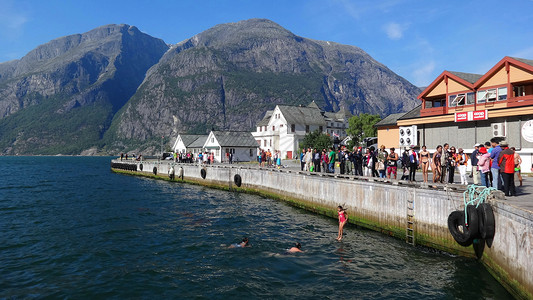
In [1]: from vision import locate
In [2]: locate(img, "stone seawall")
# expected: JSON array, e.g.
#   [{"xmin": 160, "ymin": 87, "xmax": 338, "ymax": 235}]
[{"xmin": 111, "ymin": 160, "xmax": 533, "ymax": 299}]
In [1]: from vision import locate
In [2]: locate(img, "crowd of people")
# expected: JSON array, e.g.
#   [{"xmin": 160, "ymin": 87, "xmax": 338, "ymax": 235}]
[
  {"xmin": 296, "ymin": 145, "xmax": 420, "ymax": 181},
  {"xmin": 295, "ymin": 138, "xmax": 523, "ymax": 197},
  {"xmin": 120, "ymin": 153, "xmax": 142, "ymax": 161},
  {"xmin": 257, "ymin": 149, "xmax": 283, "ymax": 169}
]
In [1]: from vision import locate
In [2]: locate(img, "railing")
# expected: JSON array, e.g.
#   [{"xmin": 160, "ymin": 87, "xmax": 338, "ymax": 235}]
[
  {"xmin": 507, "ymin": 95, "xmax": 533, "ymax": 107},
  {"xmin": 420, "ymin": 106, "xmax": 446, "ymax": 117}
]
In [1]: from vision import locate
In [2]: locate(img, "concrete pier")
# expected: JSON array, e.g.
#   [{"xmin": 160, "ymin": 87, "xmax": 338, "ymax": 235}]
[{"xmin": 111, "ymin": 159, "xmax": 533, "ymax": 299}]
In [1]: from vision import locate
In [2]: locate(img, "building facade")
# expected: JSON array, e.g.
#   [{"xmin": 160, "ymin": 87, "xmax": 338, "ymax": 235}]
[
  {"xmin": 252, "ymin": 102, "xmax": 351, "ymax": 159},
  {"xmin": 377, "ymin": 56, "xmax": 533, "ymax": 171},
  {"xmin": 172, "ymin": 134, "xmax": 207, "ymax": 153},
  {"xmin": 203, "ymin": 131, "xmax": 258, "ymax": 163}
]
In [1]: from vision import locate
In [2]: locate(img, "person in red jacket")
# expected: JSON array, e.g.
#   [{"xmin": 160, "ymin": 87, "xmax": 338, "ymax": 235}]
[{"xmin": 498, "ymin": 141, "xmax": 516, "ymax": 196}]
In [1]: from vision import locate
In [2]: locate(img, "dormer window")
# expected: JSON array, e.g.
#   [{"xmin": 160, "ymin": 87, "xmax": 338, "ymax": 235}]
[{"xmin": 424, "ymin": 98, "xmax": 445, "ymax": 108}]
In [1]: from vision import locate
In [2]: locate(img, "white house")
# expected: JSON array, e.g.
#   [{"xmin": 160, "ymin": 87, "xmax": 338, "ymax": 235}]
[
  {"xmin": 188, "ymin": 136, "xmax": 209, "ymax": 154},
  {"xmin": 172, "ymin": 134, "xmax": 207, "ymax": 153},
  {"xmin": 252, "ymin": 102, "xmax": 352, "ymax": 159},
  {"xmin": 203, "ymin": 131, "xmax": 258, "ymax": 163}
]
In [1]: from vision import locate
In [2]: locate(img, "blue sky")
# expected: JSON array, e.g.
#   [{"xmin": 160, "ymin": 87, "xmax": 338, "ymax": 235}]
[{"xmin": 1, "ymin": 0, "xmax": 532, "ymax": 87}]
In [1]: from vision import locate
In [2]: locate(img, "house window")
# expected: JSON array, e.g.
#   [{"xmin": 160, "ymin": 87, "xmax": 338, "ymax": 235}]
[
  {"xmin": 425, "ymin": 98, "xmax": 445, "ymax": 108},
  {"xmin": 211, "ymin": 138, "xmax": 214, "ymax": 143},
  {"xmin": 477, "ymin": 89, "xmax": 497, "ymax": 103},
  {"xmin": 467, "ymin": 92, "xmax": 475, "ymax": 105},
  {"xmin": 270, "ymin": 140, "xmax": 272, "ymax": 146},
  {"xmin": 250, "ymin": 149, "xmax": 253, "ymax": 157},
  {"xmin": 264, "ymin": 140, "xmax": 267, "ymax": 147},
  {"xmin": 264, "ymin": 126, "xmax": 267, "ymax": 131},
  {"xmin": 291, "ymin": 124, "xmax": 295, "ymax": 132},
  {"xmin": 272, "ymin": 126, "xmax": 275, "ymax": 131},
  {"xmin": 498, "ymin": 87, "xmax": 507, "ymax": 100},
  {"xmin": 306, "ymin": 125, "xmax": 310, "ymax": 133},
  {"xmin": 449, "ymin": 94, "xmax": 465, "ymax": 107},
  {"xmin": 280, "ymin": 124, "xmax": 283, "ymax": 128},
  {"xmin": 514, "ymin": 85, "xmax": 525, "ymax": 97},
  {"xmin": 259, "ymin": 127, "xmax": 262, "ymax": 132}
]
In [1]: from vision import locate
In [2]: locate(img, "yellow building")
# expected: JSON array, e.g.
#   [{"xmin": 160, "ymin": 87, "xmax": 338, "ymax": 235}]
[{"xmin": 377, "ymin": 56, "xmax": 533, "ymax": 171}]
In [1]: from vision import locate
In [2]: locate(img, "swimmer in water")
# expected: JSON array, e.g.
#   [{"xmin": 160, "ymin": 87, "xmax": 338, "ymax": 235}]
[
  {"xmin": 336, "ymin": 206, "xmax": 348, "ymax": 241},
  {"xmin": 229, "ymin": 237, "xmax": 249, "ymax": 248},
  {"xmin": 287, "ymin": 242, "xmax": 303, "ymax": 253}
]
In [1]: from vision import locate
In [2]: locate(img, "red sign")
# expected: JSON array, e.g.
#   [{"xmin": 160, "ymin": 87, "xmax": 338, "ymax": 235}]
[
  {"xmin": 455, "ymin": 110, "xmax": 488, "ymax": 122},
  {"xmin": 455, "ymin": 112, "xmax": 468, "ymax": 122},
  {"xmin": 472, "ymin": 110, "xmax": 487, "ymax": 120}
]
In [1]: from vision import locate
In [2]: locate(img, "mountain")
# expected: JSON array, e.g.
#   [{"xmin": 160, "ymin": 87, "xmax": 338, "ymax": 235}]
[
  {"xmin": 0, "ymin": 19, "xmax": 421, "ymax": 155},
  {"xmin": 105, "ymin": 19, "xmax": 420, "ymax": 152},
  {"xmin": 0, "ymin": 24, "xmax": 168, "ymax": 155}
]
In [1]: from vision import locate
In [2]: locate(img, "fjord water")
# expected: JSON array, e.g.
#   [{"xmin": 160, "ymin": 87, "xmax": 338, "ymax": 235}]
[{"xmin": 0, "ymin": 157, "xmax": 512, "ymax": 299}]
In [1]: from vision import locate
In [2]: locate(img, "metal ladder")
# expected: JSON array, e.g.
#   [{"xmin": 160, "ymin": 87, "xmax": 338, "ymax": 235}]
[{"xmin": 406, "ymin": 198, "xmax": 415, "ymax": 245}]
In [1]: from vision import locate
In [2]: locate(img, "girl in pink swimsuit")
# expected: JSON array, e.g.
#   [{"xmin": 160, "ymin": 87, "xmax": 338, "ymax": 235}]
[{"xmin": 337, "ymin": 206, "xmax": 348, "ymax": 241}]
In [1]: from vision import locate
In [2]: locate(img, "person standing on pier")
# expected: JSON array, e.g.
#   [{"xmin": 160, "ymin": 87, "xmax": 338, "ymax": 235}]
[
  {"xmin": 511, "ymin": 147, "xmax": 523, "ymax": 187},
  {"xmin": 471, "ymin": 144, "xmax": 481, "ymax": 185},
  {"xmin": 386, "ymin": 147, "xmax": 398, "ymax": 179},
  {"xmin": 409, "ymin": 146, "xmax": 418, "ymax": 182},
  {"xmin": 477, "ymin": 147, "xmax": 491, "ymax": 187},
  {"xmin": 328, "ymin": 147, "xmax": 336, "ymax": 173},
  {"xmin": 432, "ymin": 145, "xmax": 443, "ymax": 183},
  {"xmin": 490, "ymin": 138, "xmax": 503, "ymax": 190},
  {"xmin": 498, "ymin": 141, "xmax": 516, "ymax": 196},
  {"xmin": 440, "ymin": 144, "xmax": 449, "ymax": 183},
  {"xmin": 419, "ymin": 146, "xmax": 430, "ymax": 183},
  {"xmin": 456, "ymin": 148, "xmax": 469, "ymax": 185}
]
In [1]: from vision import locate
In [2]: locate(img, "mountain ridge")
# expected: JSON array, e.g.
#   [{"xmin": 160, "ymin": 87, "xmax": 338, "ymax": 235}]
[{"xmin": 0, "ymin": 19, "xmax": 420, "ymax": 155}]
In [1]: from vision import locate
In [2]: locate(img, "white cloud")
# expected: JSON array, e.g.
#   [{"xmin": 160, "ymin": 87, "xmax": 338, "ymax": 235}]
[
  {"xmin": 511, "ymin": 46, "xmax": 533, "ymax": 59},
  {"xmin": 0, "ymin": 0, "xmax": 29, "ymax": 38},
  {"xmin": 412, "ymin": 60, "xmax": 436, "ymax": 87},
  {"xmin": 383, "ymin": 22, "xmax": 406, "ymax": 40},
  {"xmin": 333, "ymin": 0, "xmax": 361, "ymax": 20}
]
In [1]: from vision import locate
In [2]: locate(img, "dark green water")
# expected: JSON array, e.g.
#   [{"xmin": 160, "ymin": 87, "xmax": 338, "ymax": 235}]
[{"xmin": 0, "ymin": 157, "xmax": 512, "ymax": 299}]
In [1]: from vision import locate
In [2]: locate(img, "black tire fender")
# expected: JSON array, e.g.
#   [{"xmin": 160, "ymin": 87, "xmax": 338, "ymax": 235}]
[
  {"xmin": 448, "ymin": 210, "xmax": 473, "ymax": 246},
  {"xmin": 201, "ymin": 168, "xmax": 207, "ymax": 179},
  {"xmin": 234, "ymin": 174, "xmax": 242, "ymax": 187},
  {"xmin": 478, "ymin": 203, "xmax": 495, "ymax": 239},
  {"xmin": 153, "ymin": 167, "xmax": 157, "ymax": 175},
  {"xmin": 139, "ymin": 164, "xmax": 143, "ymax": 171},
  {"xmin": 466, "ymin": 205, "xmax": 479, "ymax": 238}
]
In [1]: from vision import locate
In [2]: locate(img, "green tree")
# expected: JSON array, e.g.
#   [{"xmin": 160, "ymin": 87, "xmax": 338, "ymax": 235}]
[
  {"xmin": 346, "ymin": 113, "xmax": 381, "ymax": 148},
  {"xmin": 300, "ymin": 129, "xmax": 332, "ymax": 152}
]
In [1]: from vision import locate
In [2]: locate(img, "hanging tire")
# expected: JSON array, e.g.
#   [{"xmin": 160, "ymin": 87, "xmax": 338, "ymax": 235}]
[
  {"xmin": 153, "ymin": 167, "xmax": 157, "ymax": 175},
  {"xmin": 478, "ymin": 203, "xmax": 495, "ymax": 239},
  {"xmin": 139, "ymin": 163, "xmax": 143, "ymax": 171},
  {"xmin": 201, "ymin": 168, "xmax": 206, "ymax": 179},
  {"xmin": 234, "ymin": 174, "xmax": 242, "ymax": 187},
  {"xmin": 466, "ymin": 205, "xmax": 479, "ymax": 238},
  {"xmin": 448, "ymin": 209, "xmax": 475, "ymax": 247}
]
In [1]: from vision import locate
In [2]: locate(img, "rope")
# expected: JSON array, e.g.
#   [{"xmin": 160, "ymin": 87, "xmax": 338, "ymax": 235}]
[{"xmin": 463, "ymin": 184, "xmax": 497, "ymax": 225}]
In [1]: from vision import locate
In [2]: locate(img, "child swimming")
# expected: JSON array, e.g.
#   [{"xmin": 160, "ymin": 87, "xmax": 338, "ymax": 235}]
[
  {"xmin": 336, "ymin": 206, "xmax": 348, "ymax": 241},
  {"xmin": 287, "ymin": 242, "xmax": 302, "ymax": 253},
  {"xmin": 229, "ymin": 237, "xmax": 249, "ymax": 248}
]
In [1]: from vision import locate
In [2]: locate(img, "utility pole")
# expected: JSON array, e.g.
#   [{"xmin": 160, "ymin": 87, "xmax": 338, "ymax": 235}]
[{"xmin": 161, "ymin": 136, "xmax": 164, "ymax": 157}]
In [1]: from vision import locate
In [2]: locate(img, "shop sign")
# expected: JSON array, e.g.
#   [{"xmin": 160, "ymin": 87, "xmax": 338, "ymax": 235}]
[{"xmin": 455, "ymin": 110, "xmax": 488, "ymax": 122}]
